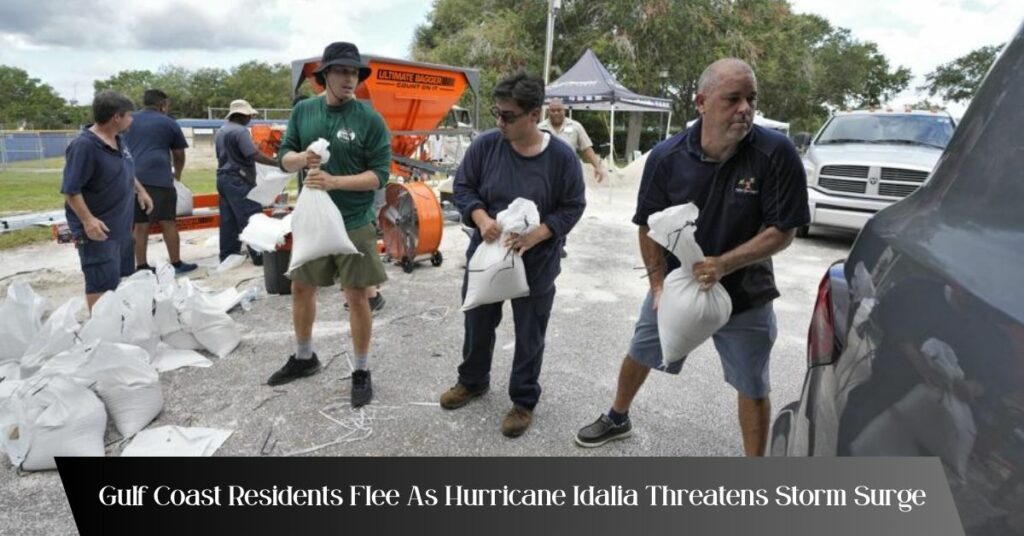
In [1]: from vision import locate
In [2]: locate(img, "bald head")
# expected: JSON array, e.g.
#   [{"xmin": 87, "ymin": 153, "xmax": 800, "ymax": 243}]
[{"xmin": 697, "ymin": 58, "xmax": 756, "ymax": 96}]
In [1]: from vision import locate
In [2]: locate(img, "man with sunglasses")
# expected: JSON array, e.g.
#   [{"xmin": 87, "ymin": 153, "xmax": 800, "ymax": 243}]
[
  {"xmin": 439, "ymin": 73, "xmax": 587, "ymax": 437},
  {"xmin": 266, "ymin": 42, "xmax": 391, "ymax": 409}
]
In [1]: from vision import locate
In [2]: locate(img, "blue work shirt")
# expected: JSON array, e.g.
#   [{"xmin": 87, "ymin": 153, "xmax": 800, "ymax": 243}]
[
  {"xmin": 633, "ymin": 120, "xmax": 810, "ymax": 315},
  {"xmin": 455, "ymin": 129, "xmax": 586, "ymax": 294},
  {"xmin": 60, "ymin": 127, "xmax": 136, "ymax": 240},
  {"xmin": 123, "ymin": 108, "xmax": 188, "ymax": 188}
]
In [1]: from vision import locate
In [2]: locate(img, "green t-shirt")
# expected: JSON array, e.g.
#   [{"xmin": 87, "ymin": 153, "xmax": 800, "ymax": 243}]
[{"xmin": 279, "ymin": 96, "xmax": 391, "ymax": 230}]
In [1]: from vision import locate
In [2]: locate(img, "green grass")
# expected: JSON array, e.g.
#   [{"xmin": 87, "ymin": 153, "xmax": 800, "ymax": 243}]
[
  {"xmin": 0, "ymin": 226, "xmax": 53, "ymax": 250},
  {"xmin": 0, "ymin": 158, "xmax": 217, "ymax": 216}
]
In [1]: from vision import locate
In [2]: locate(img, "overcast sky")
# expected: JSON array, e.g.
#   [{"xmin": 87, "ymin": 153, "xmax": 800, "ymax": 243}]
[{"xmin": 1, "ymin": 0, "xmax": 1021, "ymax": 114}]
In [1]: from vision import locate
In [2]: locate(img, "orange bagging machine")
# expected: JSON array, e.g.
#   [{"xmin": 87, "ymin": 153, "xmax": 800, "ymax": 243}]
[{"xmin": 290, "ymin": 54, "xmax": 480, "ymax": 272}]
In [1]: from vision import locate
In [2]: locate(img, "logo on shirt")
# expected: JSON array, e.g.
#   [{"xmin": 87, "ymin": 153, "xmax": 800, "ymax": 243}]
[
  {"xmin": 735, "ymin": 177, "xmax": 759, "ymax": 195},
  {"xmin": 336, "ymin": 128, "xmax": 357, "ymax": 143}
]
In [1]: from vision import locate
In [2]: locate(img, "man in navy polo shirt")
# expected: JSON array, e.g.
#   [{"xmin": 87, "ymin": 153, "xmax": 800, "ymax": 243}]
[
  {"xmin": 575, "ymin": 59, "xmax": 809, "ymax": 455},
  {"xmin": 61, "ymin": 90, "xmax": 154, "ymax": 311},
  {"xmin": 124, "ymin": 89, "xmax": 196, "ymax": 275}
]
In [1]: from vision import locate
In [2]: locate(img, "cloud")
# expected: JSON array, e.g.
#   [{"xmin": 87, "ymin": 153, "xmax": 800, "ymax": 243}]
[{"xmin": 0, "ymin": 0, "xmax": 284, "ymax": 51}]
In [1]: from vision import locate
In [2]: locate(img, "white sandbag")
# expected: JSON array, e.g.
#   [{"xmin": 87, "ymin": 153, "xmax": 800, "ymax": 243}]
[
  {"xmin": 287, "ymin": 138, "xmax": 359, "ymax": 274},
  {"xmin": 647, "ymin": 203, "xmax": 732, "ymax": 364},
  {"xmin": 78, "ymin": 291, "xmax": 123, "ymax": 345},
  {"xmin": 174, "ymin": 181, "xmax": 193, "ymax": 216},
  {"xmin": 121, "ymin": 425, "xmax": 232, "ymax": 457},
  {"xmin": 0, "ymin": 360, "xmax": 23, "ymax": 400},
  {"xmin": 162, "ymin": 330, "xmax": 203, "ymax": 351},
  {"xmin": 181, "ymin": 295, "xmax": 239, "ymax": 358},
  {"xmin": 151, "ymin": 345, "xmax": 212, "ymax": 373},
  {"xmin": 461, "ymin": 242, "xmax": 529, "ymax": 311},
  {"xmin": 115, "ymin": 273, "xmax": 159, "ymax": 357},
  {"xmin": 36, "ymin": 343, "xmax": 95, "ymax": 377},
  {"xmin": 20, "ymin": 298, "xmax": 83, "ymax": 375},
  {"xmin": 0, "ymin": 281, "xmax": 47, "ymax": 361},
  {"xmin": 239, "ymin": 213, "xmax": 291, "ymax": 253},
  {"xmin": 247, "ymin": 164, "xmax": 294, "ymax": 206},
  {"xmin": 0, "ymin": 375, "xmax": 107, "ymax": 471},
  {"xmin": 76, "ymin": 343, "xmax": 162, "ymax": 437},
  {"xmin": 461, "ymin": 198, "xmax": 540, "ymax": 311}
]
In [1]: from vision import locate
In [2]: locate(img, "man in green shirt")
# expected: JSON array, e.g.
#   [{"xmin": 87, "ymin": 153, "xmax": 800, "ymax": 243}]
[{"xmin": 266, "ymin": 42, "xmax": 392, "ymax": 408}]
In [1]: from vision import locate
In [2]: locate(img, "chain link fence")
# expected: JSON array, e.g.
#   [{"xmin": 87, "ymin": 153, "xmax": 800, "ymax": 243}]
[{"xmin": 0, "ymin": 130, "xmax": 77, "ymax": 171}]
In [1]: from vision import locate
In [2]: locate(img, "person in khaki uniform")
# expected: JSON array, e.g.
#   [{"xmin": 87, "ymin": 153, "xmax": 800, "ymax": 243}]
[
  {"xmin": 265, "ymin": 42, "xmax": 391, "ymax": 408},
  {"xmin": 539, "ymin": 98, "xmax": 606, "ymax": 257}
]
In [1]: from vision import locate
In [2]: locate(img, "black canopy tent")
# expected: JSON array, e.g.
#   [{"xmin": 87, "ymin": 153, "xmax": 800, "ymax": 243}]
[{"xmin": 545, "ymin": 49, "xmax": 672, "ymax": 157}]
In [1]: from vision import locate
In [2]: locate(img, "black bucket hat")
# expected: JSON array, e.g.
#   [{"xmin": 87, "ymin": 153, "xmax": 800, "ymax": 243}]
[{"xmin": 314, "ymin": 42, "xmax": 371, "ymax": 82}]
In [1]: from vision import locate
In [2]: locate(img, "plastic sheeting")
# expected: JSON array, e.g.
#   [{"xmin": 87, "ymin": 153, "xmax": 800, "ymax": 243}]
[{"xmin": 121, "ymin": 425, "xmax": 232, "ymax": 457}]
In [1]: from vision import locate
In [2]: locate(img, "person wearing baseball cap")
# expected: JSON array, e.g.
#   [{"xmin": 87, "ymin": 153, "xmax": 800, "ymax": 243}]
[
  {"xmin": 213, "ymin": 98, "xmax": 279, "ymax": 263},
  {"xmin": 267, "ymin": 42, "xmax": 392, "ymax": 409}
]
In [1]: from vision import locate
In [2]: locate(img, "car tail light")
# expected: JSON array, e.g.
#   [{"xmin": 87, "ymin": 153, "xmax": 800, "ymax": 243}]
[{"xmin": 807, "ymin": 272, "xmax": 837, "ymax": 366}]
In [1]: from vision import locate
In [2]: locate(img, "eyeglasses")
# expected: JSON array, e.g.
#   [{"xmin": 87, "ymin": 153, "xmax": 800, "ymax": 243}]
[{"xmin": 490, "ymin": 106, "xmax": 528, "ymax": 124}]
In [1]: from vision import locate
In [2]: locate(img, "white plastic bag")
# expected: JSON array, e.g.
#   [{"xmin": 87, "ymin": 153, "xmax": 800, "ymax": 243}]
[
  {"xmin": 76, "ymin": 343, "xmax": 162, "ymax": 437},
  {"xmin": 20, "ymin": 298, "xmax": 83, "ymax": 375},
  {"xmin": 0, "ymin": 281, "xmax": 47, "ymax": 361},
  {"xmin": 0, "ymin": 375, "xmax": 107, "ymax": 471},
  {"xmin": 239, "ymin": 213, "xmax": 291, "ymax": 253},
  {"xmin": 174, "ymin": 181, "xmax": 193, "ymax": 216},
  {"xmin": 461, "ymin": 198, "xmax": 539, "ymax": 311},
  {"xmin": 647, "ymin": 203, "xmax": 732, "ymax": 364},
  {"xmin": 181, "ymin": 293, "xmax": 240, "ymax": 358},
  {"xmin": 247, "ymin": 164, "xmax": 294, "ymax": 206},
  {"xmin": 287, "ymin": 138, "xmax": 359, "ymax": 274},
  {"xmin": 78, "ymin": 291, "xmax": 123, "ymax": 345},
  {"xmin": 121, "ymin": 425, "xmax": 232, "ymax": 457},
  {"xmin": 115, "ymin": 272, "xmax": 159, "ymax": 357},
  {"xmin": 151, "ymin": 345, "xmax": 212, "ymax": 373}
]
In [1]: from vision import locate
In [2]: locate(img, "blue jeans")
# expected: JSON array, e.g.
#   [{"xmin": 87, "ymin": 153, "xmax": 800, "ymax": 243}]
[{"xmin": 216, "ymin": 173, "xmax": 263, "ymax": 262}]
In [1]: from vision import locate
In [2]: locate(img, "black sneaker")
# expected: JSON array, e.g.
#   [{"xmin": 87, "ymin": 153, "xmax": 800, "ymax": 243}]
[
  {"xmin": 344, "ymin": 293, "xmax": 386, "ymax": 313},
  {"xmin": 351, "ymin": 370, "xmax": 373, "ymax": 407},
  {"xmin": 173, "ymin": 261, "xmax": 198, "ymax": 275},
  {"xmin": 575, "ymin": 414, "xmax": 633, "ymax": 448},
  {"xmin": 136, "ymin": 264, "xmax": 156, "ymax": 273},
  {"xmin": 267, "ymin": 353, "xmax": 322, "ymax": 386}
]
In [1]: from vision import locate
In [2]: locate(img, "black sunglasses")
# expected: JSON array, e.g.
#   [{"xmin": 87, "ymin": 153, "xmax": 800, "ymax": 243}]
[{"xmin": 490, "ymin": 106, "xmax": 529, "ymax": 124}]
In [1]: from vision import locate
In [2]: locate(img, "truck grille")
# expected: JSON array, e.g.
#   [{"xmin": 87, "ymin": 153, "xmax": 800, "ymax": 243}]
[
  {"xmin": 820, "ymin": 165, "xmax": 869, "ymax": 178},
  {"xmin": 881, "ymin": 168, "xmax": 929, "ymax": 182},
  {"xmin": 818, "ymin": 177, "xmax": 867, "ymax": 194},
  {"xmin": 879, "ymin": 183, "xmax": 920, "ymax": 198}
]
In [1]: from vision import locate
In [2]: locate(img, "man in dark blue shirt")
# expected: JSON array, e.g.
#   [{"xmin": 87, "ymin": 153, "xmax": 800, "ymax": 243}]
[
  {"xmin": 440, "ymin": 73, "xmax": 586, "ymax": 438},
  {"xmin": 123, "ymin": 89, "xmax": 196, "ymax": 275},
  {"xmin": 61, "ymin": 90, "xmax": 154, "ymax": 311},
  {"xmin": 575, "ymin": 59, "xmax": 810, "ymax": 455}
]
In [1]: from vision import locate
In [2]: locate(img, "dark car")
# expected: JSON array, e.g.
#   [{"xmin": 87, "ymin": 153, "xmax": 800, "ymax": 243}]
[{"xmin": 771, "ymin": 22, "xmax": 1024, "ymax": 536}]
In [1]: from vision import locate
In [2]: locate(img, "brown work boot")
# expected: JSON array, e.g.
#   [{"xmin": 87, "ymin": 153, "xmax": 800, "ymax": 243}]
[
  {"xmin": 439, "ymin": 383, "xmax": 488, "ymax": 410},
  {"xmin": 501, "ymin": 406, "xmax": 533, "ymax": 438}
]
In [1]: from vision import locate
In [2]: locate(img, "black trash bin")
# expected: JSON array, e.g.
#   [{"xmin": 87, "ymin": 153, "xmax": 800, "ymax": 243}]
[{"xmin": 263, "ymin": 247, "xmax": 292, "ymax": 295}]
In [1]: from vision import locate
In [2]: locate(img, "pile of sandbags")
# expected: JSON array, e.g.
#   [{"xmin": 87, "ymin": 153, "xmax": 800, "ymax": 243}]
[{"xmin": 0, "ymin": 269, "xmax": 252, "ymax": 470}]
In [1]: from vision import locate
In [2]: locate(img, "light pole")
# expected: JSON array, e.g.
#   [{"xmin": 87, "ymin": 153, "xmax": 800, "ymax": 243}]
[{"xmin": 659, "ymin": 69, "xmax": 669, "ymax": 139}]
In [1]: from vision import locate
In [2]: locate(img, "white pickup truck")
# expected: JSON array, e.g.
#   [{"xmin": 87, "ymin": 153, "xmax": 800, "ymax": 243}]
[{"xmin": 799, "ymin": 109, "xmax": 957, "ymax": 236}]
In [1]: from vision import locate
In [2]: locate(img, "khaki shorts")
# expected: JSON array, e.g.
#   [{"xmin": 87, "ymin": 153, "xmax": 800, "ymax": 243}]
[{"xmin": 288, "ymin": 224, "xmax": 387, "ymax": 289}]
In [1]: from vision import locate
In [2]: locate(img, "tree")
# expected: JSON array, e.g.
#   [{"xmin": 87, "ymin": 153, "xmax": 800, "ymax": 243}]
[
  {"xmin": 921, "ymin": 44, "xmax": 1002, "ymax": 103},
  {"xmin": 0, "ymin": 65, "xmax": 74, "ymax": 129},
  {"xmin": 413, "ymin": 0, "xmax": 913, "ymax": 152}
]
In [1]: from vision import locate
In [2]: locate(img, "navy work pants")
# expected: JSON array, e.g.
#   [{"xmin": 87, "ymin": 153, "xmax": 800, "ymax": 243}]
[
  {"xmin": 216, "ymin": 173, "xmax": 263, "ymax": 262},
  {"xmin": 458, "ymin": 285, "xmax": 556, "ymax": 410}
]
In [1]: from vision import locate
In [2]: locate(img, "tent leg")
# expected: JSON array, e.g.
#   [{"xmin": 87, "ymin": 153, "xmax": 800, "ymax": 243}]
[
  {"xmin": 609, "ymin": 107, "xmax": 615, "ymax": 163},
  {"xmin": 665, "ymin": 111, "xmax": 672, "ymax": 139}
]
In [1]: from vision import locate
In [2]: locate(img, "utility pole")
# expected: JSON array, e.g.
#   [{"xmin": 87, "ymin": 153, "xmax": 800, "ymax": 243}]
[{"xmin": 543, "ymin": 0, "xmax": 561, "ymax": 87}]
